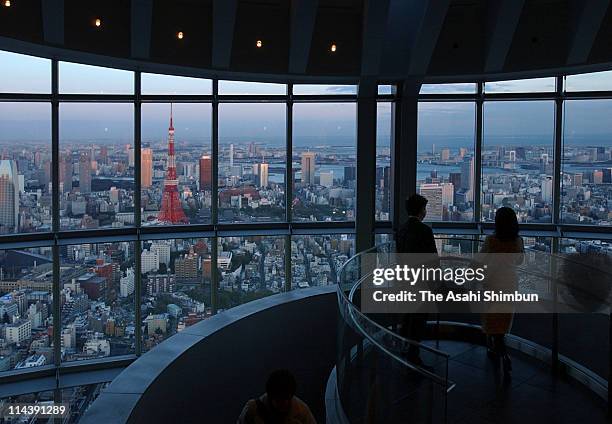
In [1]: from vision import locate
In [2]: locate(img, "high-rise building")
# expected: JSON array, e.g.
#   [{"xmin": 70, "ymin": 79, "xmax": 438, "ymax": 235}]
[
  {"xmin": 441, "ymin": 148, "xmax": 450, "ymax": 161},
  {"xmin": 593, "ymin": 170, "xmax": 603, "ymax": 184},
  {"xmin": 229, "ymin": 143, "xmax": 234, "ymax": 167},
  {"xmin": 573, "ymin": 173, "xmax": 583, "ymax": 187},
  {"xmin": 120, "ymin": 268, "xmax": 135, "ymax": 298},
  {"xmin": 151, "ymin": 242, "xmax": 171, "ymax": 266},
  {"xmin": 141, "ymin": 148, "xmax": 153, "ymax": 188},
  {"xmin": 59, "ymin": 153, "xmax": 73, "ymax": 193},
  {"xmin": 199, "ymin": 155, "xmax": 212, "ymax": 191},
  {"xmin": 419, "ymin": 183, "xmax": 454, "ymax": 221},
  {"xmin": 0, "ymin": 160, "xmax": 20, "ymax": 233},
  {"xmin": 344, "ymin": 166, "xmax": 356, "ymax": 184},
  {"xmin": 301, "ymin": 152, "xmax": 316, "ymax": 186},
  {"xmin": 541, "ymin": 177, "xmax": 553, "ymax": 204},
  {"xmin": 320, "ymin": 171, "xmax": 334, "ymax": 188},
  {"xmin": 460, "ymin": 156, "xmax": 474, "ymax": 199},
  {"xmin": 141, "ymin": 249, "xmax": 159, "ymax": 274},
  {"xmin": 175, "ymin": 250, "xmax": 198, "ymax": 281},
  {"xmin": 79, "ymin": 152, "xmax": 92, "ymax": 193},
  {"xmin": 259, "ymin": 157, "xmax": 269, "ymax": 188}
]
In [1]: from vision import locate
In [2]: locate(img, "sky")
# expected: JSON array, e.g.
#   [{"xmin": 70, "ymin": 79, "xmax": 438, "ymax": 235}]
[{"xmin": 1, "ymin": 50, "xmax": 612, "ymax": 146}]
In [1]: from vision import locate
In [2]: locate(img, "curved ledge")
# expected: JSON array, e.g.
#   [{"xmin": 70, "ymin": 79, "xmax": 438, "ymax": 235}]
[{"xmin": 81, "ymin": 286, "xmax": 337, "ymax": 424}]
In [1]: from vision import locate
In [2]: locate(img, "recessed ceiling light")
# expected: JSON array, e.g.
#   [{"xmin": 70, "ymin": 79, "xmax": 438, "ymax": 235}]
[
  {"xmin": 3, "ymin": 0, "xmax": 11, "ymax": 7},
  {"xmin": 94, "ymin": 18, "xmax": 101, "ymax": 27},
  {"xmin": 177, "ymin": 31, "xmax": 184, "ymax": 40},
  {"xmin": 330, "ymin": 43, "xmax": 337, "ymax": 53},
  {"xmin": 256, "ymin": 40, "xmax": 263, "ymax": 48}
]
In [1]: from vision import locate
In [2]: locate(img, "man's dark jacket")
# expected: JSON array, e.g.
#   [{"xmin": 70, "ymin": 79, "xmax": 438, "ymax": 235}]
[{"xmin": 395, "ymin": 216, "xmax": 438, "ymax": 254}]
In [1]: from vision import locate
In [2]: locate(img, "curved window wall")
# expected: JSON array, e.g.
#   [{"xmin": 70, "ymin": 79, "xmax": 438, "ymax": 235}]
[{"xmin": 0, "ymin": 50, "xmax": 386, "ymax": 379}]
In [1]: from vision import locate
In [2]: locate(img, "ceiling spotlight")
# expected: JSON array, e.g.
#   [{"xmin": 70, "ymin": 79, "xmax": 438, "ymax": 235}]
[
  {"xmin": 94, "ymin": 18, "xmax": 101, "ymax": 27},
  {"xmin": 330, "ymin": 43, "xmax": 337, "ymax": 53},
  {"xmin": 177, "ymin": 31, "xmax": 184, "ymax": 40},
  {"xmin": 256, "ymin": 40, "xmax": 263, "ymax": 48},
  {"xmin": 4, "ymin": 0, "xmax": 10, "ymax": 7}
]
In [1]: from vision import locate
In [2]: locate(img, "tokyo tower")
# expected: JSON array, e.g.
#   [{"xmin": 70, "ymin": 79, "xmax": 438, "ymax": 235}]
[{"xmin": 158, "ymin": 105, "xmax": 189, "ymax": 224}]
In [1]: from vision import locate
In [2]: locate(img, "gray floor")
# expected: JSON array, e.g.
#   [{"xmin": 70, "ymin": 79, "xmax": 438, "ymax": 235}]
[{"xmin": 427, "ymin": 340, "xmax": 609, "ymax": 424}]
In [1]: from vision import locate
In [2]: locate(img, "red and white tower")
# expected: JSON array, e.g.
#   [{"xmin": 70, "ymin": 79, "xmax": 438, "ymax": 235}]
[{"xmin": 158, "ymin": 105, "xmax": 188, "ymax": 224}]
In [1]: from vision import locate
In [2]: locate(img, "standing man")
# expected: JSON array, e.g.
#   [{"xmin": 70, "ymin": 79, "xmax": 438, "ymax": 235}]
[{"xmin": 395, "ymin": 194, "xmax": 438, "ymax": 365}]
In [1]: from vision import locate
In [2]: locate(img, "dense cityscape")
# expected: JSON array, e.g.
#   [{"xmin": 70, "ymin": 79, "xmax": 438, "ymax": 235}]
[
  {"xmin": 417, "ymin": 142, "xmax": 612, "ymax": 225},
  {"xmin": 0, "ymin": 108, "xmax": 357, "ymax": 378}
]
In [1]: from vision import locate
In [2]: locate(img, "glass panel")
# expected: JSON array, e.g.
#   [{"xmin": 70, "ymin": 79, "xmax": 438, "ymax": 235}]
[
  {"xmin": 482, "ymin": 101, "xmax": 555, "ymax": 223},
  {"xmin": 484, "ymin": 77, "xmax": 556, "ymax": 93},
  {"xmin": 419, "ymin": 83, "xmax": 476, "ymax": 94},
  {"xmin": 417, "ymin": 102, "xmax": 475, "ymax": 222},
  {"xmin": 377, "ymin": 85, "xmax": 394, "ymax": 95},
  {"xmin": 218, "ymin": 80, "xmax": 286, "ymax": 95},
  {"xmin": 218, "ymin": 103, "xmax": 285, "ymax": 223},
  {"xmin": 291, "ymin": 234, "xmax": 354, "ymax": 289},
  {"xmin": 141, "ymin": 73, "xmax": 212, "ymax": 95},
  {"xmin": 565, "ymin": 70, "xmax": 612, "ymax": 92},
  {"xmin": 217, "ymin": 236, "xmax": 285, "ymax": 311},
  {"xmin": 59, "ymin": 62, "xmax": 134, "ymax": 94},
  {"xmin": 523, "ymin": 236, "xmax": 552, "ymax": 252},
  {"xmin": 293, "ymin": 85, "xmax": 357, "ymax": 95},
  {"xmin": 0, "ymin": 102, "xmax": 52, "ymax": 234},
  {"xmin": 0, "ymin": 50, "xmax": 51, "ymax": 93},
  {"xmin": 562, "ymin": 100, "xmax": 612, "ymax": 225},
  {"xmin": 376, "ymin": 102, "xmax": 392, "ymax": 221},
  {"xmin": 60, "ymin": 241, "xmax": 136, "ymax": 362},
  {"xmin": 0, "ymin": 247, "xmax": 54, "ymax": 374},
  {"xmin": 59, "ymin": 103, "xmax": 134, "ymax": 230},
  {"xmin": 60, "ymin": 382, "xmax": 110, "ymax": 421},
  {"xmin": 293, "ymin": 103, "xmax": 356, "ymax": 222},
  {"xmin": 141, "ymin": 103, "xmax": 212, "ymax": 226},
  {"xmin": 141, "ymin": 238, "xmax": 212, "ymax": 352},
  {"xmin": 375, "ymin": 233, "xmax": 392, "ymax": 245}
]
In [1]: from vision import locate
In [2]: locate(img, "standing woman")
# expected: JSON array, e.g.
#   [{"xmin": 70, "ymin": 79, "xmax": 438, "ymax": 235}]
[{"xmin": 480, "ymin": 207, "xmax": 524, "ymax": 379}]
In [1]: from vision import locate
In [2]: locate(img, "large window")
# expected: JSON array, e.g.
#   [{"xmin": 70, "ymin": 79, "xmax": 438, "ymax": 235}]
[
  {"xmin": 482, "ymin": 101, "xmax": 555, "ymax": 223},
  {"xmin": 59, "ymin": 103, "xmax": 135, "ymax": 230},
  {"xmin": 293, "ymin": 103, "xmax": 357, "ymax": 222},
  {"xmin": 291, "ymin": 234, "xmax": 354, "ymax": 289},
  {"xmin": 0, "ymin": 102, "xmax": 52, "ymax": 234},
  {"xmin": 141, "ymin": 103, "xmax": 212, "ymax": 225},
  {"xmin": 60, "ymin": 241, "xmax": 136, "ymax": 362},
  {"xmin": 417, "ymin": 102, "xmax": 476, "ymax": 222},
  {"xmin": 376, "ymin": 102, "xmax": 392, "ymax": 221},
  {"xmin": 218, "ymin": 103, "xmax": 286, "ymax": 223},
  {"xmin": 217, "ymin": 235, "xmax": 285, "ymax": 310},
  {"xmin": 141, "ymin": 238, "xmax": 212, "ymax": 352},
  {"xmin": 562, "ymin": 100, "xmax": 612, "ymax": 225},
  {"xmin": 0, "ymin": 247, "xmax": 53, "ymax": 374}
]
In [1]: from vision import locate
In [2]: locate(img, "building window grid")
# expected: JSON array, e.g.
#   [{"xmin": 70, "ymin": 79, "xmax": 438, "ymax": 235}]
[{"xmin": 0, "ymin": 60, "xmax": 399, "ymax": 376}]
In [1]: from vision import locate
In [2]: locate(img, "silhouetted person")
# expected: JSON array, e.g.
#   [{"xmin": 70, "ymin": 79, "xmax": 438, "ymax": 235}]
[
  {"xmin": 238, "ymin": 369, "xmax": 316, "ymax": 424},
  {"xmin": 395, "ymin": 194, "xmax": 438, "ymax": 365},
  {"xmin": 480, "ymin": 207, "xmax": 524, "ymax": 379}
]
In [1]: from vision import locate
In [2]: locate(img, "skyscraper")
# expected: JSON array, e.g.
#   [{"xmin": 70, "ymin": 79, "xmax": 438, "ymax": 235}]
[
  {"xmin": 460, "ymin": 156, "xmax": 474, "ymax": 199},
  {"xmin": 301, "ymin": 152, "xmax": 316, "ymax": 186},
  {"xmin": 229, "ymin": 144, "xmax": 234, "ymax": 167},
  {"xmin": 541, "ymin": 177, "xmax": 553, "ymax": 204},
  {"xmin": 141, "ymin": 148, "xmax": 153, "ymax": 188},
  {"xmin": 0, "ymin": 160, "xmax": 19, "ymax": 233},
  {"xmin": 60, "ymin": 152, "xmax": 73, "ymax": 193},
  {"xmin": 199, "ymin": 155, "xmax": 212, "ymax": 191},
  {"xmin": 419, "ymin": 183, "xmax": 454, "ymax": 221},
  {"xmin": 259, "ymin": 156, "xmax": 269, "ymax": 189},
  {"xmin": 79, "ymin": 152, "xmax": 92, "ymax": 193}
]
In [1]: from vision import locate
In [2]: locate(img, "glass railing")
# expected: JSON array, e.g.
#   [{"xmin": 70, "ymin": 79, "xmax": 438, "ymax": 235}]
[
  {"xmin": 335, "ymin": 237, "xmax": 612, "ymax": 422},
  {"xmin": 336, "ymin": 242, "xmax": 453, "ymax": 423}
]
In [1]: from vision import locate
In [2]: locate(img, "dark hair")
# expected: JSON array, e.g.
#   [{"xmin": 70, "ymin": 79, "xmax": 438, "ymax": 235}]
[
  {"xmin": 405, "ymin": 194, "xmax": 428, "ymax": 216},
  {"xmin": 266, "ymin": 369, "xmax": 296, "ymax": 400},
  {"xmin": 494, "ymin": 207, "xmax": 519, "ymax": 241}
]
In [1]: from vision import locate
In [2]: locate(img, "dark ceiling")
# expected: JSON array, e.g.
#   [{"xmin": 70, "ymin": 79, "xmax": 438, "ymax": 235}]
[{"xmin": 0, "ymin": 0, "xmax": 611, "ymax": 81}]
